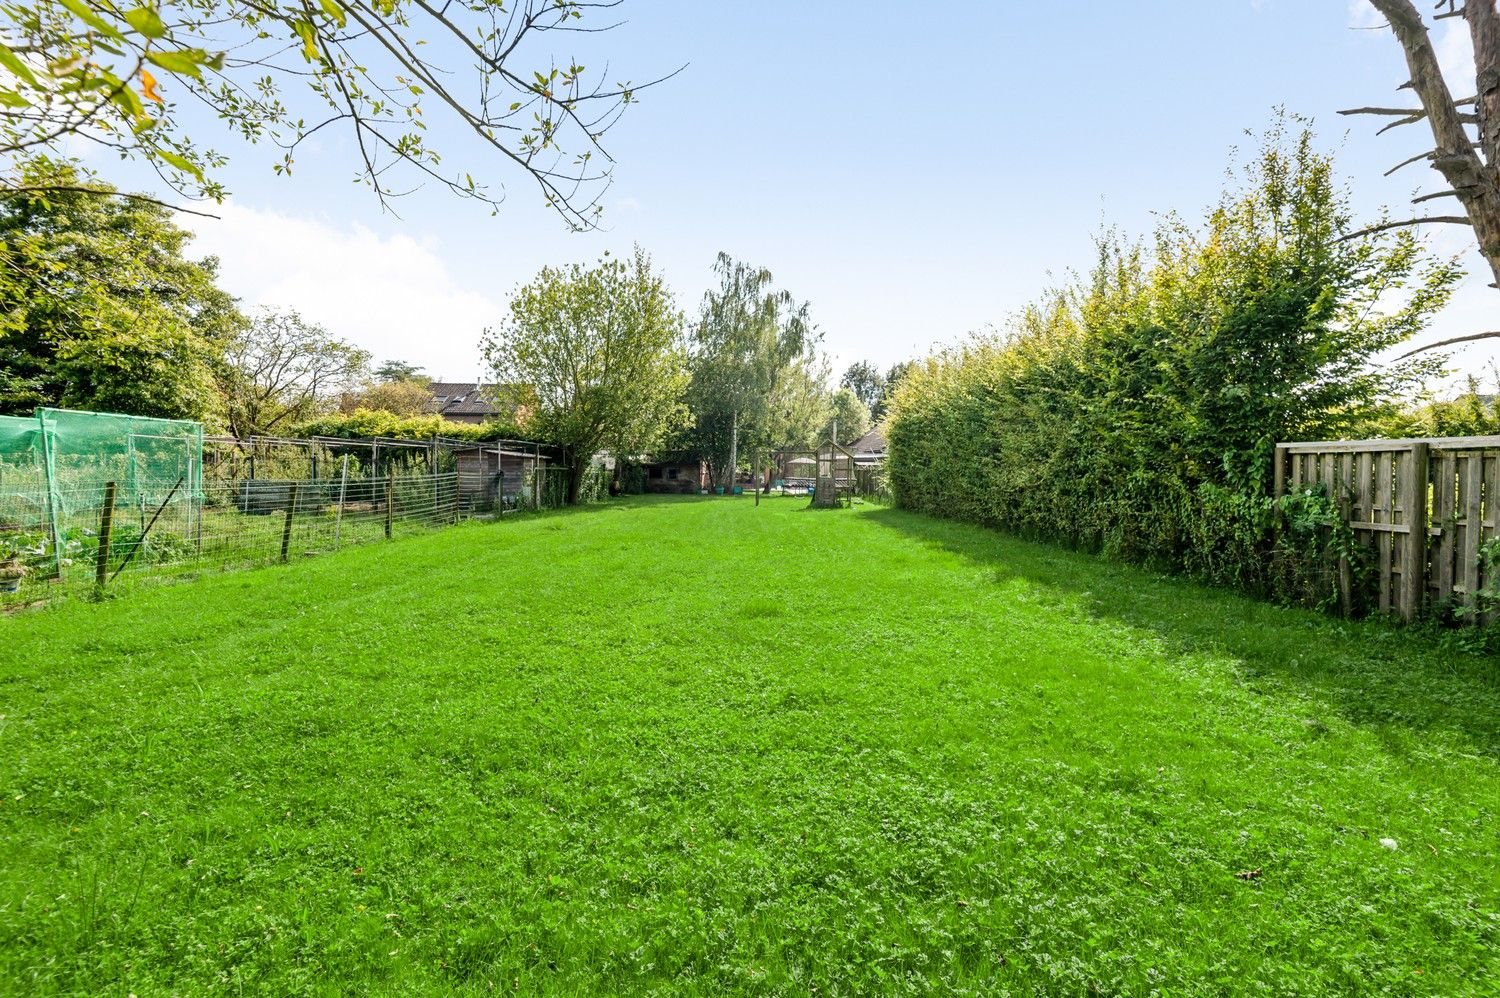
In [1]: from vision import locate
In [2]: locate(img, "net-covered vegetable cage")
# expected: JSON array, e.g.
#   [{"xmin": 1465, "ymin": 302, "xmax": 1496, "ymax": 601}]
[
  {"xmin": 0, "ymin": 408, "xmax": 557, "ymax": 599},
  {"xmin": 1, "ymin": 408, "xmax": 204, "ymax": 579}
]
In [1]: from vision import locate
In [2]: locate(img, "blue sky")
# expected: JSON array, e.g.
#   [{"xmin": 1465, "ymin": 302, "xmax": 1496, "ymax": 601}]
[{"xmin": 125, "ymin": 1, "xmax": 1496, "ymax": 384}]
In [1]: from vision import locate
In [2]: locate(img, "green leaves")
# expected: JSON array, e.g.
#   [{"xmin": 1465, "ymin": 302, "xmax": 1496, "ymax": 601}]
[
  {"xmin": 155, "ymin": 149, "xmax": 203, "ymax": 180},
  {"xmin": 5, "ymin": 0, "xmax": 642, "ymax": 226},
  {"xmin": 145, "ymin": 48, "xmax": 213, "ymax": 77},
  {"xmin": 291, "ymin": 19, "xmax": 320, "ymax": 61},
  {"xmin": 317, "ymin": 0, "xmax": 347, "ymax": 27},
  {"xmin": 122, "ymin": 6, "xmax": 168, "ymax": 39},
  {"xmin": 481, "ymin": 247, "xmax": 688, "ymax": 489},
  {"xmin": 57, "ymin": 0, "xmax": 125, "ymax": 39},
  {"xmin": 0, "ymin": 157, "xmax": 238, "ymax": 421},
  {"xmin": 0, "ymin": 43, "xmax": 40, "ymax": 87}
]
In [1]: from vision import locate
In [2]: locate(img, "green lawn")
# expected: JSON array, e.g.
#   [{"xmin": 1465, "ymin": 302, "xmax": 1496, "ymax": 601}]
[{"xmin": 2, "ymin": 496, "xmax": 1497, "ymax": 995}]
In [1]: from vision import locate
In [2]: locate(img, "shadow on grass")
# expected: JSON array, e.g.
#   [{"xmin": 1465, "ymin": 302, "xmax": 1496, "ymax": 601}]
[{"xmin": 864, "ymin": 506, "xmax": 1500, "ymax": 758}]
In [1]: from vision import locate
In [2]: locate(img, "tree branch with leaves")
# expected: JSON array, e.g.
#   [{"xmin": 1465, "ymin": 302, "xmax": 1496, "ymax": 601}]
[
  {"xmin": 0, "ymin": 0, "xmax": 678, "ymax": 226},
  {"xmin": 481, "ymin": 246, "xmax": 689, "ymax": 503}
]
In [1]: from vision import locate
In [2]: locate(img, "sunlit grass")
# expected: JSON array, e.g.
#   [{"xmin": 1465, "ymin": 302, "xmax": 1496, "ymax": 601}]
[{"xmin": 1, "ymin": 496, "xmax": 1496, "ymax": 994}]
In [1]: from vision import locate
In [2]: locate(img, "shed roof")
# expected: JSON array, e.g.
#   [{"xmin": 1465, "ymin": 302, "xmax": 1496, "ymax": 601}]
[{"xmin": 848, "ymin": 424, "xmax": 887, "ymax": 455}]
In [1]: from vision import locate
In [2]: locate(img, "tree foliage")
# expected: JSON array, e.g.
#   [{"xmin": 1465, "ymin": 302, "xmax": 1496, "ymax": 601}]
[
  {"xmin": 373, "ymin": 359, "xmax": 427, "ymax": 384},
  {"xmin": 218, "ymin": 309, "xmax": 370, "ymax": 437},
  {"xmin": 887, "ymin": 120, "xmax": 1460, "ymax": 591},
  {"xmin": 295, "ymin": 407, "xmax": 522, "ymax": 441},
  {"xmin": 1365, "ymin": 369, "xmax": 1500, "ymax": 438},
  {"xmin": 1, "ymin": 0, "xmax": 668, "ymax": 224},
  {"xmin": 344, "ymin": 378, "xmax": 433, "ymax": 416},
  {"xmin": 683, "ymin": 253, "xmax": 827, "ymax": 484},
  {"xmin": 0, "ymin": 157, "xmax": 238, "ymax": 420},
  {"xmin": 821, "ymin": 386, "xmax": 869, "ymax": 445},
  {"xmin": 481, "ymin": 246, "xmax": 688, "ymax": 502},
  {"xmin": 839, "ymin": 361, "xmax": 886, "ymax": 419}
]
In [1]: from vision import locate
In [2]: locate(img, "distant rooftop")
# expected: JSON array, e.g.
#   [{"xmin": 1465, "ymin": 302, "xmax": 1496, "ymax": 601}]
[{"xmin": 427, "ymin": 382, "xmax": 501, "ymax": 419}]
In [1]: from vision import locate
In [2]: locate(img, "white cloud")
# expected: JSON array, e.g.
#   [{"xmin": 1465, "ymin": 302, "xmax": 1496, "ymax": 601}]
[
  {"xmin": 1346, "ymin": 0, "xmax": 1384, "ymax": 30},
  {"xmin": 182, "ymin": 203, "xmax": 499, "ymax": 381},
  {"xmin": 1434, "ymin": 18, "xmax": 1476, "ymax": 84}
]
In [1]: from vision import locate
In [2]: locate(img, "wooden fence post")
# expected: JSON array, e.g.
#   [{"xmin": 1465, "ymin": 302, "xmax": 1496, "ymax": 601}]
[
  {"xmin": 281, "ymin": 482, "xmax": 299, "ymax": 563},
  {"xmin": 1401, "ymin": 442, "xmax": 1430, "ymax": 622},
  {"xmin": 385, "ymin": 471, "xmax": 394, "ymax": 539},
  {"xmin": 95, "ymin": 481, "xmax": 116, "ymax": 591}
]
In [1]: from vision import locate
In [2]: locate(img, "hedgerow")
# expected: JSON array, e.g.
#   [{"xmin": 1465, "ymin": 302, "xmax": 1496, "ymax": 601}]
[
  {"xmin": 887, "ymin": 117, "xmax": 1460, "ymax": 598},
  {"xmin": 293, "ymin": 408, "xmax": 528, "ymax": 442}
]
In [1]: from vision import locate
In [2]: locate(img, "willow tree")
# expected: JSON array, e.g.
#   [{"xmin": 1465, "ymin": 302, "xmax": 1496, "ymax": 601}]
[
  {"xmin": 0, "ymin": 0, "xmax": 673, "ymax": 225},
  {"xmin": 684, "ymin": 253, "xmax": 828, "ymax": 487},
  {"xmin": 1349, "ymin": 0, "xmax": 1499, "ymax": 352},
  {"xmin": 482, "ymin": 247, "xmax": 688, "ymax": 503}
]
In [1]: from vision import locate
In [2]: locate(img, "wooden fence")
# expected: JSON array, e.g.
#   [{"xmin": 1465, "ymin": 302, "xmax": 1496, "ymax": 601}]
[{"xmin": 1273, "ymin": 436, "xmax": 1500, "ymax": 621}]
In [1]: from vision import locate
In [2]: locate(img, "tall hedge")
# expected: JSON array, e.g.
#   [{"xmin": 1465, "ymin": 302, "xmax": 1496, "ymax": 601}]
[{"xmin": 887, "ymin": 121, "xmax": 1460, "ymax": 593}]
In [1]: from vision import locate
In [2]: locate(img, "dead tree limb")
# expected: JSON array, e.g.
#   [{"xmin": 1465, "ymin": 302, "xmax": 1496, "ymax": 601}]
[
  {"xmin": 1336, "ymin": 215, "xmax": 1472, "ymax": 240},
  {"xmin": 1395, "ymin": 330, "xmax": 1500, "ymax": 357},
  {"xmin": 1366, "ymin": 0, "xmax": 1500, "ymax": 287}
]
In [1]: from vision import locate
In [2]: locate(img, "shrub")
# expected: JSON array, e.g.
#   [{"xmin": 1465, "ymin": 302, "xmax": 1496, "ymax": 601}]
[{"xmin": 887, "ymin": 117, "xmax": 1459, "ymax": 599}]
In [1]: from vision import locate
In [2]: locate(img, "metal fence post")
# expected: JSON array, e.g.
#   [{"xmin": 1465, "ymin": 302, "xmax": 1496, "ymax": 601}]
[
  {"xmin": 333, "ymin": 454, "xmax": 350, "ymax": 549},
  {"xmin": 281, "ymin": 482, "xmax": 299, "ymax": 562},
  {"xmin": 385, "ymin": 471, "xmax": 394, "ymax": 539}
]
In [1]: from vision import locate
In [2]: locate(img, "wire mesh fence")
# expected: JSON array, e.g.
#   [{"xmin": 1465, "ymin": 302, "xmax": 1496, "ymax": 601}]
[{"xmin": 0, "ymin": 466, "xmax": 572, "ymax": 604}]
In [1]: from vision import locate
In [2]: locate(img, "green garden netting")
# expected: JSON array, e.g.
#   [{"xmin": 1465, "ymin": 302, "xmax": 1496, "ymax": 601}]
[
  {"xmin": 0, "ymin": 414, "xmax": 42, "ymax": 479},
  {"xmin": 1, "ymin": 409, "xmax": 204, "ymax": 579},
  {"xmin": 34, "ymin": 407, "xmax": 204, "ymax": 514}
]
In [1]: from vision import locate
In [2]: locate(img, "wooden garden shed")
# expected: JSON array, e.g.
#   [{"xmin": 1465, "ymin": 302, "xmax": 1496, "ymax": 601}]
[{"xmin": 452, "ymin": 444, "xmax": 544, "ymax": 511}]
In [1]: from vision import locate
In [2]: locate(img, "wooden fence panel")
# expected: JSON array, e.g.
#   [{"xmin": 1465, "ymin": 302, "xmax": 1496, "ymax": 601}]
[
  {"xmin": 1275, "ymin": 436, "xmax": 1500, "ymax": 624},
  {"xmin": 1434, "ymin": 451, "xmax": 1457, "ymax": 607},
  {"xmin": 1375, "ymin": 451, "xmax": 1394, "ymax": 614}
]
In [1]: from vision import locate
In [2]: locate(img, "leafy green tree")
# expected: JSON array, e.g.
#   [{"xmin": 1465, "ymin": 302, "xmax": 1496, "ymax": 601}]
[
  {"xmin": 821, "ymin": 387, "xmax": 870, "ymax": 445},
  {"xmin": 883, "ymin": 360, "xmax": 916, "ymax": 405},
  {"xmin": 0, "ymin": 157, "xmax": 240, "ymax": 420},
  {"xmin": 684, "ymin": 253, "xmax": 826, "ymax": 485},
  {"xmin": 0, "ymin": 0, "xmax": 668, "ymax": 225},
  {"xmin": 218, "ymin": 309, "xmax": 370, "ymax": 437},
  {"xmin": 1364, "ymin": 370, "xmax": 1500, "ymax": 438},
  {"xmin": 839, "ymin": 361, "xmax": 887, "ymax": 419},
  {"xmin": 345, "ymin": 378, "xmax": 433, "ymax": 417},
  {"xmin": 481, "ymin": 247, "xmax": 689, "ymax": 503},
  {"xmin": 373, "ymin": 360, "xmax": 427, "ymax": 384}
]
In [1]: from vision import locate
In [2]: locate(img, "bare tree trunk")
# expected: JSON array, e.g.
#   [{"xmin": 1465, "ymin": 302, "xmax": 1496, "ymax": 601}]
[
  {"xmin": 1369, "ymin": 0, "xmax": 1500, "ymax": 288},
  {"xmin": 728, "ymin": 409, "xmax": 738, "ymax": 491},
  {"xmin": 567, "ymin": 454, "xmax": 587, "ymax": 505},
  {"xmin": 1471, "ymin": 1, "xmax": 1500, "ymax": 169}
]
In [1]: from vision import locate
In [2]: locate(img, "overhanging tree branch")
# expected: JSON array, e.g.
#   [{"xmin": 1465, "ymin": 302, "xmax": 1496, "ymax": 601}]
[
  {"xmin": 1395, "ymin": 330, "xmax": 1500, "ymax": 357},
  {"xmin": 1363, "ymin": 0, "xmax": 1500, "ymax": 288}
]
